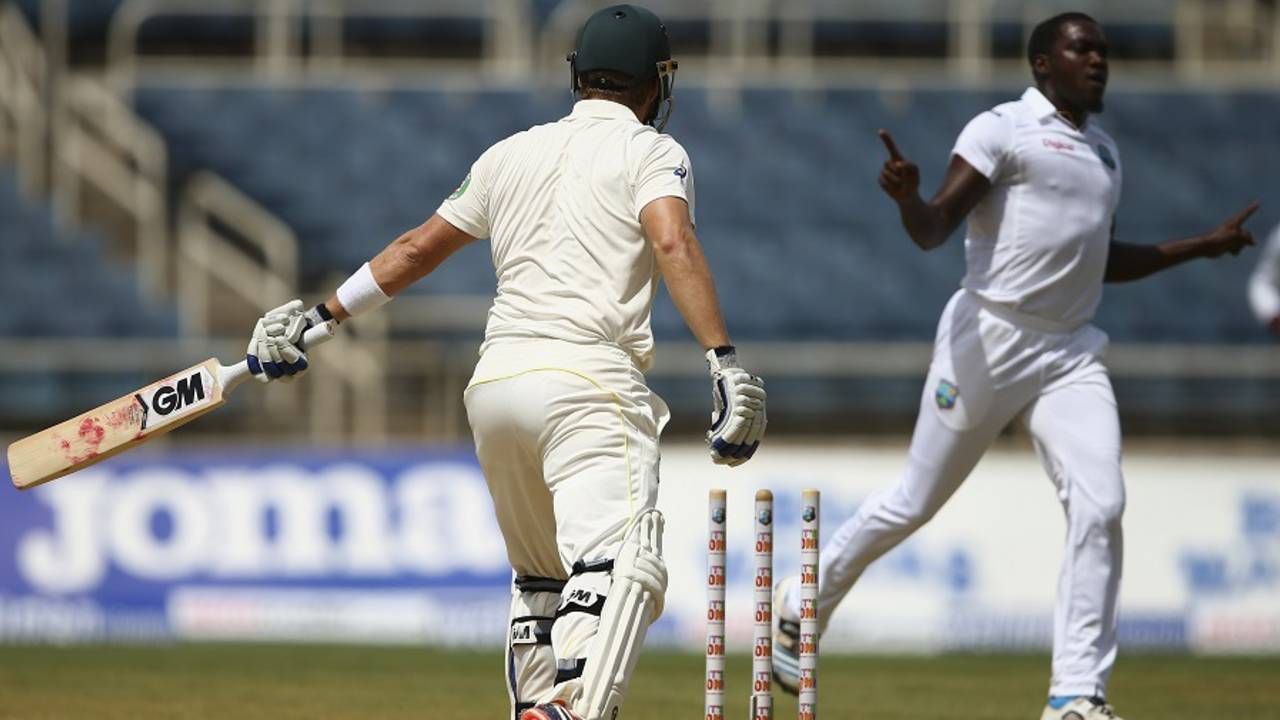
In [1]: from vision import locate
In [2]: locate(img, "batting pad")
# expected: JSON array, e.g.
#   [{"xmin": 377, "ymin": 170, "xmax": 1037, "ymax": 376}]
[
  {"xmin": 574, "ymin": 509, "xmax": 667, "ymax": 719},
  {"xmin": 509, "ymin": 576, "xmax": 564, "ymax": 718}
]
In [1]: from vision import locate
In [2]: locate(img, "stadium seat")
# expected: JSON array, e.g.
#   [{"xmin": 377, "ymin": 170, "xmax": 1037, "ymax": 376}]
[
  {"xmin": 0, "ymin": 169, "xmax": 178, "ymax": 339},
  {"xmin": 0, "ymin": 167, "xmax": 179, "ymax": 420},
  {"xmin": 131, "ymin": 85, "xmax": 1277, "ymax": 344}
]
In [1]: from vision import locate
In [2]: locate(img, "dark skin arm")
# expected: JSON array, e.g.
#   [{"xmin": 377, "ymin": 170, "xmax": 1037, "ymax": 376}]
[
  {"xmin": 878, "ymin": 129, "xmax": 991, "ymax": 251},
  {"xmin": 880, "ymin": 125, "xmax": 1260, "ymax": 280},
  {"xmin": 1105, "ymin": 202, "xmax": 1260, "ymax": 283},
  {"xmin": 323, "ymin": 213, "xmax": 475, "ymax": 320}
]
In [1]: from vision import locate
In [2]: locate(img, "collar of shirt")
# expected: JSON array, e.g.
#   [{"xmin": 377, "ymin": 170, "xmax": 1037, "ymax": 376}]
[
  {"xmin": 570, "ymin": 99, "xmax": 641, "ymax": 123},
  {"xmin": 1021, "ymin": 85, "xmax": 1088, "ymax": 130}
]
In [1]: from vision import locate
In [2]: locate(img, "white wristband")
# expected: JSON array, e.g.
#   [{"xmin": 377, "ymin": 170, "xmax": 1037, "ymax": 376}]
[{"xmin": 335, "ymin": 262, "xmax": 391, "ymax": 318}]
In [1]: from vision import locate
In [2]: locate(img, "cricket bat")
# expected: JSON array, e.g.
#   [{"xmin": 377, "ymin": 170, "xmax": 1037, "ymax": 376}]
[{"xmin": 6, "ymin": 322, "xmax": 336, "ymax": 490}]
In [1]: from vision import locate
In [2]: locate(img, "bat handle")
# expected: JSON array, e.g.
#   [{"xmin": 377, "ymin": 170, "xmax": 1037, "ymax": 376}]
[
  {"xmin": 299, "ymin": 321, "xmax": 338, "ymax": 351},
  {"xmin": 219, "ymin": 321, "xmax": 339, "ymax": 394}
]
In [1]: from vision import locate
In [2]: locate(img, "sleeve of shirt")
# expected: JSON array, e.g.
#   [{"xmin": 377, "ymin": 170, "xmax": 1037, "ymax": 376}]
[
  {"xmin": 436, "ymin": 146, "xmax": 494, "ymax": 239},
  {"xmin": 634, "ymin": 134, "xmax": 696, "ymax": 226},
  {"xmin": 952, "ymin": 110, "xmax": 1013, "ymax": 182},
  {"xmin": 1249, "ymin": 226, "xmax": 1280, "ymax": 323}
]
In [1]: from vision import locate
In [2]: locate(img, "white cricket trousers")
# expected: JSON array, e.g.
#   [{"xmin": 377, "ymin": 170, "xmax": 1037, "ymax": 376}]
[
  {"xmin": 464, "ymin": 338, "xmax": 669, "ymax": 714},
  {"xmin": 820, "ymin": 290, "xmax": 1124, "ymax": 698},
  {"xmin": 465, "ymin": 339, "xmax": 667, "ymax": 575}
]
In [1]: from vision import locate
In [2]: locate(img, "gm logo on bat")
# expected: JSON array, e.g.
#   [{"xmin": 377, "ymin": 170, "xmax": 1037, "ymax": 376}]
[{"xmin": 135, "ymin": 368, "xmax": 216, "ymax": 431}]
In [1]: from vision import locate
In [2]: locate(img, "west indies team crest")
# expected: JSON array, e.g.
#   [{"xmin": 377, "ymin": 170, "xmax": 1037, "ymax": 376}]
[
  {"xmin": 1095, "ymin": 143, "xmax": 1116, "ymax": 170},
  {"xmin": 935, "ymin": 379, "xmax": 959, "ymax": 410}
]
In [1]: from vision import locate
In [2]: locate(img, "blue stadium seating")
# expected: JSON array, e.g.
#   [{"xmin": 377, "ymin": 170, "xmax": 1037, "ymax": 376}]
[
  {"xmin": 0, "ymin": 168, "xmax": 178, "ymax": 419},
  {"xmin": 0, "ymin": 169, "xmax": 178, "ymax": 338},
  {"xmin": 12, "ymin": 0, "xmax": 570, "ymax": 47},
  {"xmin": 13, "ymin": 0, "xmax": 123, "ymax": 38},
  {"xmin": 132, "ymin": 85, "xmax": 1279, "ymax": 345}
]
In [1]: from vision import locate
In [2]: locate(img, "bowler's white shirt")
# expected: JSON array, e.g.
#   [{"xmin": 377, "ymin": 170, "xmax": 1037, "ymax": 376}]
[
  {"xmin": 438, "ymin": 99, "xmax": 694, "ymax": 372},
  {"xmin": 953, "ymin": 87, "xmax": 1123, "ymax": 330},
  {"xmin": 1249, "ymin": 224, "xmax": 1280, "ymax": 325}
]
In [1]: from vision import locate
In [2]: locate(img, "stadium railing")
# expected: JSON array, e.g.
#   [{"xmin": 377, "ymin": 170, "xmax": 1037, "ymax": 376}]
[
  {"xmin": 176, "ymin": 171, "xmax": 389, "ymax": 442},
  {"xmin": 105, "ymin": 0, "xmax": 534, "ymax": 91},
  {"xmin": 0, "ymin": 6, "xmax": 387, "ymax": 442},
  {"xmin": 0, "ymin": 2, "xmax": 46, "ymax": 198},
  {"xmin": 4, "ymin": 1, "xmax": 1280, "ymax": 441},
  {"xmin": 54, "ymin": 76, "xmax": 168, "ymax": 299},
  {"xmin": 98, "ymin": 0, "xmax": 1280, "ymax": 91}
]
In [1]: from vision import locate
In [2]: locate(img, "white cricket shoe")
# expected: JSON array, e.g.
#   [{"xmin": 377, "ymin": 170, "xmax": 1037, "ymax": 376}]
[
  {"xmin": 770, "ymin": 576, "xmax": 802, "ymax": 696},
  {"xmin": 1040, "ymin": 697, "xmax": 1124, "ymax": 720}
]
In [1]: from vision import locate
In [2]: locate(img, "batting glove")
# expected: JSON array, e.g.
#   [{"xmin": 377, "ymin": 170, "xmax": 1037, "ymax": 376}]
[
  {"xmin": 272, "ymin": 301, "xmax": 337, "ymax": 383},
  {"xmin": 277, "ymin": 301, "xmax": 336, "ymax": 348},
  {"xmin": 705, "ymin": 346, "xmax": 767, "ymax": 466},
  {"xmin": 246, "ymin": 299, "xmax": 314, "ymax": 383}
]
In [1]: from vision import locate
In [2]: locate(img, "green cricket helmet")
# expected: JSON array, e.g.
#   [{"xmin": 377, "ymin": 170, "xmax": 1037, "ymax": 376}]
[{"xmin": 567, "ymin": 4, "xmax": 679, "ymax": 131}]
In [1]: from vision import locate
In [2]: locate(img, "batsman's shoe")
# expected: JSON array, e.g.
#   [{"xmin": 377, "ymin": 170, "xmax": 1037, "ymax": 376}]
[
  {"xmin": 1040, "ymin": 696, "xmax": 1124, "ymax": 720},
  {"xmin": 519, "ymin": 701, "xmax": 582, "ymax": 720},
  {"xmin": 770, "ymin": 576, "xmax": 802, "ymax": 696}
]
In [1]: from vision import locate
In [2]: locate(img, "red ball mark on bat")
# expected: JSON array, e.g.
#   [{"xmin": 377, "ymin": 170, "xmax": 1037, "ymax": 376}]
[
  {"xmin": 67, "ymin": 450, "xmax": 99, "ymax": 465},
  {"xmin": 56, "ymin": 419, "xmax": 105, "ymax": 465},
  {"xmin": 78, "ymin": 418, "xmax": 106, "ymax": 449},
  {"xmin": 56, "ymin": 437, "xmax": 77, "ymax": 464},
  {"xmin": 106, "ymin": 404, "xmax": 143, "ymax": 430},
  {"xmin": 59, "ymin": 440, "xmax": 93, "ymax": 464}
]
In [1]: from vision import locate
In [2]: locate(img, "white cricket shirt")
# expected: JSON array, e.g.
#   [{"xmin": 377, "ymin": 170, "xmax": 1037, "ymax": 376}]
[
  {"xmin": 1248, "ymin": 224, "xmax": 1280, "ymax": 324},
  {"xmin": 953, "ymin": 86, "xmax": 1123, "ymax": 330},
  {"xmin": 437, "ymin": 99, "xmax": 694, "ymax": 372}
]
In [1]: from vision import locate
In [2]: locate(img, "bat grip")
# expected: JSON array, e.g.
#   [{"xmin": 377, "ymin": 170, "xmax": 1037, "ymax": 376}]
[
  {"xmin": 299, "ymin": 321, "xmax": 338, "ymax": 351},
  {"xmin": 220, "ymin": 321, "xmax": 339, "ymax": 394}
]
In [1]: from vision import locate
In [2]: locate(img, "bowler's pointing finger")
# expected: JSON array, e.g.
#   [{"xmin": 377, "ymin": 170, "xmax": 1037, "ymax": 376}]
[
  {"xmin": 1229, "ymin": 200, "xmax": 1260, "ymax": 228},
  {"xmin": 878, "ymin": 129, "xmax": 904, "ymax": 161}
]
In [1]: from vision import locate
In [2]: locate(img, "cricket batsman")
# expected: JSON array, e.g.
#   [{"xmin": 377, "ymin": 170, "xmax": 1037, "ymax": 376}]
[
  {"xmin": 239, "ymin": 5, "xmax": 766, "ymax": 719},
  {"xmin": 771, "ymin": 13, "xmax": 1256, "ymax": 719},
  {"xmin": 1249, "ymin": 223, "xmax": 1280, "ymax": 336}
]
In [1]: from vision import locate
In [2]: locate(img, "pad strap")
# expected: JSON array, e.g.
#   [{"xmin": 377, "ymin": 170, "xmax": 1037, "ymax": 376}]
[
  {"xmin": 516, "ymin": 575, "xmax": 567, "ymax": 593},
  {"xmin": 508, "ymin": 576, "xmax": 564, "ymax": 719}
]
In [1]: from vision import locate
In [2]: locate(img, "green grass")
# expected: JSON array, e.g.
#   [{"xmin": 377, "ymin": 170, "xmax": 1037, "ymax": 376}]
[{"xmin": 0, "ymin": 645, "xmax": 1277, "ymax": 718}]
